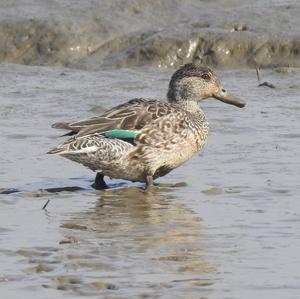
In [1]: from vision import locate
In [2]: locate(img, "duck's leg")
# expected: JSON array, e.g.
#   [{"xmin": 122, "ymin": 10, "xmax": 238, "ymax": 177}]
[
  {"xmin": 93, "ymin": 173, "xmax": 109, "ymax": 190},
  {"xmin": 145, "ymin": 175, "xmax": 154, "ymax": 191}
]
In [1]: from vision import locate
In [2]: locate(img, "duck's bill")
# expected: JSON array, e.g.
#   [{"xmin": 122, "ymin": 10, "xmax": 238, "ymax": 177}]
[{"xmin": 213, "ymin": 90, "xmax": 246, "ymax": 108}]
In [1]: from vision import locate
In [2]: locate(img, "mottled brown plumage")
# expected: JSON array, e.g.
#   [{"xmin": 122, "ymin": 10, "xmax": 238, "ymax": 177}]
[
  {"xmin": 48, "ymin": 63, "xmax": 246, "ymax": 189},
  {"xmin": 52, "ymin": 99, "xmax": 180, "ymax": 137}
]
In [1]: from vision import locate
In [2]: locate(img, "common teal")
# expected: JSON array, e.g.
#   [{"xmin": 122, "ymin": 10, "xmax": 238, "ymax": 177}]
[{"xmin": 48, "ymin": 63, "xmax": 246, "ymax": 189}]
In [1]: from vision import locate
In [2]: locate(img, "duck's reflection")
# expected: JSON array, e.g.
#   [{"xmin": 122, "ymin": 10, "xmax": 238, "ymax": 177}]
[{"xmin": 59, "ymin": 185, "xmax": 215, "ymax": 297}]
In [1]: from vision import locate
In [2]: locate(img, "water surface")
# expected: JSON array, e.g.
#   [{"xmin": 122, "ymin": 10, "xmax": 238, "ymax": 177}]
[{"xmin": 0, "ymin": 64, "xmax": 300, "ymax": 298}]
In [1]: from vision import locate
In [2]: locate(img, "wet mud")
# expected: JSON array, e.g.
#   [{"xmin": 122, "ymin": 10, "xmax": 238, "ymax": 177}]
[{"xmin": 0, "ymin": 0, "xmax": 299, "ymax": 69}]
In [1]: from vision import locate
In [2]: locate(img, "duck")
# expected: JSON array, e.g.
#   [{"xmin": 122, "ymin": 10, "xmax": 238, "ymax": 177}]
[{"xmin": 48, "ymin": 63, "xmax": 246, "ymax": 190}]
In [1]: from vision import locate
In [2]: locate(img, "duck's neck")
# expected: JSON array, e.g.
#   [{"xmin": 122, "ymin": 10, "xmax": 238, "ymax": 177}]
[
  {"xmin": 168, "ymin": 95, "xmax": 208, "ymax": 141},
  {"xmin": 167, "ymin": 89, "xmax": 203, "ymax": 113},
  {"xmin": 179, "ymin": 100, "xmax": 202, "ymax": 113},
  {"xmin": 169, "ymin": 97, "xmax": 203, "ymax": 114}
]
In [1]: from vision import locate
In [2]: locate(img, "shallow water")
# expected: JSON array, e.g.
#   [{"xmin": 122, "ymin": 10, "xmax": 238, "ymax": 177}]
[{"xmin": 0, "ymin": 64, "xmax": 300, "ymax": 298}]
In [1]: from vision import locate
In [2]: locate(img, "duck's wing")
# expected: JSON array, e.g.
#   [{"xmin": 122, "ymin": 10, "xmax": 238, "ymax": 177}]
[
  {"xmin": 139, "ymin": 112, "xmax": 188, "ymax": 143},
  {"xmin": 129, "ymin": 111, "xmax": 190, "ymax": 160},
  {"xmin": 52, "ymin": 98, "xmax": 180, "ymax": 137}
]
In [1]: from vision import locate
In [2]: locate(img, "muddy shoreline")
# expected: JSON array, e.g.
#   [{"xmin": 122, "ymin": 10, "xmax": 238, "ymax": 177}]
[{"xmin": 1, "ymin": 0, "xmax": 299, "ymax": 69}]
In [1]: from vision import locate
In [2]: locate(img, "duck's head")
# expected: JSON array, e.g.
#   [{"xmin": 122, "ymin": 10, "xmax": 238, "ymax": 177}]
[{"xmin": 167, "ymin": 63, "xmax": 246, "ymax": 108}]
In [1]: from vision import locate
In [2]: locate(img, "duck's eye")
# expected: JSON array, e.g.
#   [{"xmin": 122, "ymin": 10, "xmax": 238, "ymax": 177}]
[{"xmin": 201, "ymin": 73, "xmax": 210, "ymax": 80}]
